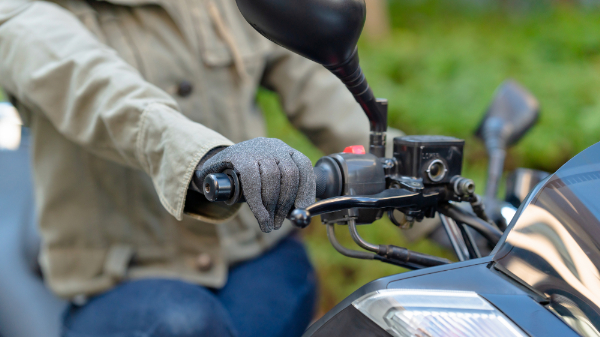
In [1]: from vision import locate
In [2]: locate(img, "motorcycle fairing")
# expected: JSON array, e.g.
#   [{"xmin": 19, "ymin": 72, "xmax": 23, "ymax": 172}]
[
  {"xmin": 493, "ymin": 141, "xmax": 600, "ymax": 337},
  {"xmin": 303, "ymin": 257, "xmax": 578, "ymax": 336}
]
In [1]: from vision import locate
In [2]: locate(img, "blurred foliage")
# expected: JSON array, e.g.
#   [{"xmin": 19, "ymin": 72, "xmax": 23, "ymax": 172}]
[{"xmin": 259, "ymin": 0, "xmax": 600, "ymax": 316}]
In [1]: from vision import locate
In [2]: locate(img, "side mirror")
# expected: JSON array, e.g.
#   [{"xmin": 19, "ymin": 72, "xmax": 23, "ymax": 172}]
[
  {"xmin": 236, "ymin": 0, "xmax": 365, "ymax": 68},
  {"xmin": 235, "ymin": 0, "xmax": 388, "ymax": 156},
  {"xmin": 475, "ymin": 80, "xmax": 540, "ymax": 151},
  {"xmin": 475, "ymin": 80, "xmax": 540, "ymax": 206}
]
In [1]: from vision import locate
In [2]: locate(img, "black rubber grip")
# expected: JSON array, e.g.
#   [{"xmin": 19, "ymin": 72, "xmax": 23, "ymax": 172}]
[
  {"xmin": 314, "ymin": 166, "xmax": 328, "ymax": 198},
  {"xmin": 205, "ymin": 167, "xmax": 327, "ymax": 202}
]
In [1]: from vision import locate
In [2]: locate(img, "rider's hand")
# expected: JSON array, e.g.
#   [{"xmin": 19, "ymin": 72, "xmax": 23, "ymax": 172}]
[{"xmin": 194, "ymin": 138, "xmax": 316, "ymax": 232}]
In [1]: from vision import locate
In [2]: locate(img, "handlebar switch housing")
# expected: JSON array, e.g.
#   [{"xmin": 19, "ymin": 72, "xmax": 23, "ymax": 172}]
[
  {"xmin": 294, "ymin": 136, "xmax": 470, "ymax": 227},
  {"xmin": 317, "ymin": 152, "xmax": 386, "ymax": 224},
  {"xmin": 392, "ymin": 136, "xmax": 465, "ymax": 185}
]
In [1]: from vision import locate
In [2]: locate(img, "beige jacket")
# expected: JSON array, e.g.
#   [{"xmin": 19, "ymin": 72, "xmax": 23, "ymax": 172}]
[{"xmin": 0, "ymin": 0, "xmax": 388, "ymax": 299}]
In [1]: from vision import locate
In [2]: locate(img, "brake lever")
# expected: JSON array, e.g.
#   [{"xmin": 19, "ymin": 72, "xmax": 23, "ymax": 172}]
[{"xmin": 289, "ymin": 188, "xmax": 440, "ymax": 227}]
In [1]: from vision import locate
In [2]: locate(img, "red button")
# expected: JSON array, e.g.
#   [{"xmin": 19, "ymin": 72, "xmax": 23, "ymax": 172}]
[{"xmin": 343, "ymin": 145, "xmax": 366, "ymax": 154}]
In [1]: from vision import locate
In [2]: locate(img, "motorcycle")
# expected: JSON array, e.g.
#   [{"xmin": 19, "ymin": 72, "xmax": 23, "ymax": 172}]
[{"xmin": 201, "ymin": 0, "xmax": 600, "ymax": 336}]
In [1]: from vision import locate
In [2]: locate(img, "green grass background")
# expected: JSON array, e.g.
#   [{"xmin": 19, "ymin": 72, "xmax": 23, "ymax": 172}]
[
  {"xmin": 258, "ymin": 0, "xmax": 600, "ymax": 315},
  {"xmin": 3, "ymin": 0, "xmax": 600, "ymax": 317}
]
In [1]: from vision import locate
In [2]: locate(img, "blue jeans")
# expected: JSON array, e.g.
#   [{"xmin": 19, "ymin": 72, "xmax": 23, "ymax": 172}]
[{"xmin": 62, "ymin": 236, "xmax": 317, "ymax": 337}]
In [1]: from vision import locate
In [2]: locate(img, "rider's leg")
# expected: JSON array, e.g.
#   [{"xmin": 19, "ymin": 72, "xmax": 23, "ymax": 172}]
[
  {"xmin": 61, "ymin": 236, "xmax": 316, "ymax": 337},
  {"xmin": 62, "ymin": 279, "xmax": 238, "ymax": 337},
  {"xmin": 217, "ymin": 235, "xmax": 318, "ymax": 337}
]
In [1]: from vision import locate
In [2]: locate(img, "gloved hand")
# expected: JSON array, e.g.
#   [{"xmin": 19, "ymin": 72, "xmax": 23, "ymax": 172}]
[{"xmin": 193, "ymin": 138, "xmax": 315, "ymax": 232}]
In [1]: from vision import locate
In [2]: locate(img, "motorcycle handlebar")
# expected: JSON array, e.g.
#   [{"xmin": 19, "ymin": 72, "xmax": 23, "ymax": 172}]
[
  {"xmin": 203, "ymin": 169, "xmax": 501, "ymax": 247},
  {"xmin": 203, "ymin": 168, "xmax": 329, "ymax": 203}
]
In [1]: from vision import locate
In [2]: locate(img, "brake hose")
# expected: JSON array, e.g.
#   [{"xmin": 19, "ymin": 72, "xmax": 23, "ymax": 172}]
[{"xmin": 439, "ymin": 203, "xmax": 503, "ymax": 245}]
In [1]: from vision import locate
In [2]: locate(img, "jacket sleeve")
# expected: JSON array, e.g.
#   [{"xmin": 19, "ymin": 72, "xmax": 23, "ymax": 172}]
[
  {"xmin": 0, "ymin": 1, "xmax": 233, "ymax": 220},
  {"xmin": 262, "ymin": 45, "xmax": 404, "ymax": 155}
]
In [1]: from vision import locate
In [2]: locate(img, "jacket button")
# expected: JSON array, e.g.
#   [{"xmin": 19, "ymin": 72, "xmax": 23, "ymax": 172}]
[
  {"xmin": 195, "ymin": 253, "xmax": 213, "ymax": 272},
  {"xmin": 177, "ymin": 81, "xmax": 194, "ymax": 97}
]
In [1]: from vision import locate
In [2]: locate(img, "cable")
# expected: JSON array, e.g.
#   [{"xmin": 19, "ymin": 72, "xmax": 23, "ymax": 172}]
[
  {"xmin": 439, "ymin": 203, "xmax": 503, "ymax": 245},
  {"xmin": 348, "ymin": 219, "xmax": 379, "ymax": 253},
  {"xmin": 326, "ymin": 223, "xmax": 376, "ymax": 260},
  {"xmin": 348, "ymin": 219, "xmax": 450, "ymax": 267}
]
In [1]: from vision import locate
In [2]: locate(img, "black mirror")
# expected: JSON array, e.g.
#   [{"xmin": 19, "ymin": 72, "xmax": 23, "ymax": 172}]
[
  {"xmin": 476, "ymin": 80, "xmax": 540, "ymax": 206},
  {"xmin": 236, "ymin": 0, "xmax": 365, "ymax": 68},
  {"xmin": 475, "ymin": 80, "xmax": 540, "ymax": 151},
  {"xmin": 236, "ymin": 0, "xmax": 388, "ymax": 156}
]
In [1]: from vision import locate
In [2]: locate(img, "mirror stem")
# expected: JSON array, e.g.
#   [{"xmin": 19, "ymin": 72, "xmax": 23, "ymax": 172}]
[
  {"xmin": 482, "ymin": 119, "xmax": 508, "ymax": 201},
  {"xmin": 326, "ymin": 50, "xmax": 388, "ymax": 157},
  {"xmin": 485, "ymin": 148, "xmax": 506, "ymax": 202}
]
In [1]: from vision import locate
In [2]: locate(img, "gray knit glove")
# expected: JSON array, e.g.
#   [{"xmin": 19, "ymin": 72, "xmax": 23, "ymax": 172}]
[{"xmin": 194, "ymin": 138, "xmax": 316, "ymax": 232}]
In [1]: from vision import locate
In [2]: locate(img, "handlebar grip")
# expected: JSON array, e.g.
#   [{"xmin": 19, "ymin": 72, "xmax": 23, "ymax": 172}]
[
  {"xmin": 314, "ymin": 166, "xmax": 328, "ymax": 198},
  {"xmin": 204, "ymin": 168, "xmax": 328, "ymax": 203}
]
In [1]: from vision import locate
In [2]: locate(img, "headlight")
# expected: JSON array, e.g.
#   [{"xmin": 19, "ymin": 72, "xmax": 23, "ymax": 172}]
[{"xmin": 353, "ymin": 289, "xmax": 527, "ymax": 337}]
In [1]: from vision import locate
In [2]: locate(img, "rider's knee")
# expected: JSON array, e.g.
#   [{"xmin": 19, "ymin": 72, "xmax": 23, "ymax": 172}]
[{"xmin": 150, "ymin": 288, "xmax": 237, "ymax": 337}]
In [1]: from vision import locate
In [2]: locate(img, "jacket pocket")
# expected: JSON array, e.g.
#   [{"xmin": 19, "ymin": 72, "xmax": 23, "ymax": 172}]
[{"xmin": 191, "ymin": 0, "xmax": 271, "ymax": 70}]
